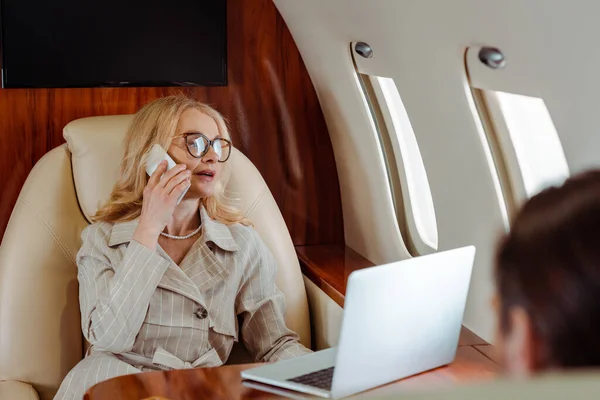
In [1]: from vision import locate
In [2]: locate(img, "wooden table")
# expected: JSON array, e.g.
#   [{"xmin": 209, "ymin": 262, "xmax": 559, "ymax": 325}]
[{"xmin": 84, "ymin": 330, "xmax": 499, "ymax": 400}]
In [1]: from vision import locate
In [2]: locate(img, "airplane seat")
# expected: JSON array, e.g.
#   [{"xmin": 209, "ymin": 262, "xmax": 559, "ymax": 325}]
[{"xmin": 0, "ymin": 114, "xmax": 311, "ymax": 400}]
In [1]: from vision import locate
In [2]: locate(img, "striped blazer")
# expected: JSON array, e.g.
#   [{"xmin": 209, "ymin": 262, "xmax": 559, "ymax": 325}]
[{"xmin": 54, "ymin": 206, "xmax": 311, "ymax": 399}]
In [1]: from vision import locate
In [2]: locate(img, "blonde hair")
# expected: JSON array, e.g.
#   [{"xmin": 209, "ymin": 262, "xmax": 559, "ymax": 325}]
[{"xmin": 93, "ymin": 95, "xmax": 251, "ymax": 226}]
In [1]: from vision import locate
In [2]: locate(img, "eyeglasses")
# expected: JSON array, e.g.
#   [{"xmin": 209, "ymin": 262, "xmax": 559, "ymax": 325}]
[{"xmin": 174, "ymin": 133, "xmax": 232, "ymax": 162}]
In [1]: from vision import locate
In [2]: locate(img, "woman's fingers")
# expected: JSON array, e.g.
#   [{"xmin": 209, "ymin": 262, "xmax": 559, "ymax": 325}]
[
  {"xmin": 159, "ymin": 164, "xmax": 187, "ymax": 186},
  {"xmin": 165, "ymin": 169, "xmax": 191, "ymax": 194},
  {"xmin": 171, "ymin": 179, "xmax": 192, "ymax": 200},
  {"xmin": 147, "ymin": 160, "xmax": 168, "ymax": 187}
]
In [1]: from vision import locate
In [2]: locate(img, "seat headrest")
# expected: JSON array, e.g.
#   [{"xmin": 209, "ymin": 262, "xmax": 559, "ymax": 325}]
[{"xmin": 63, "ymin": 115, "xmax": 133, "ymax": 221}]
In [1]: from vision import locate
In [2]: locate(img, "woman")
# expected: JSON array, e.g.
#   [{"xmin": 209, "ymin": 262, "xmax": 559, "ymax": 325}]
[
  {"xmin": 55, "ymin": 95, "xmax": 311, "ymax": 399},
  {"xmin": 495, "ymin": 170, "xmax": 600, "ymax": 375}
]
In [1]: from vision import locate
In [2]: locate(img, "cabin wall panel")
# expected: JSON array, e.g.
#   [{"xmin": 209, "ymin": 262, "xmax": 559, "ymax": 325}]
[
  {"xmin": 274, "ymin": 0, "xmax": 600, "ymax": 342},
  {"xmin": 0, "ymin": 0, "xmax": 343, "ymax": 246}
]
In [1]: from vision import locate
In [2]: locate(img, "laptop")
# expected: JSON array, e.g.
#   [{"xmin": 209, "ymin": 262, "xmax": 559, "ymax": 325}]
[{"xmin": 241, "ymin": 246, "xmax": 476, "ymax": 399}]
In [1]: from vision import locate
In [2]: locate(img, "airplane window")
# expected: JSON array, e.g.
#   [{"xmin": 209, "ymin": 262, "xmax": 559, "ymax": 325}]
[
  {"xmin": 484, "ymin": 91, "xmax": 569, "ymax": 205},
  {"xmin": 368, "ymin": 76, "xmax": 438, "ymax": 254}
]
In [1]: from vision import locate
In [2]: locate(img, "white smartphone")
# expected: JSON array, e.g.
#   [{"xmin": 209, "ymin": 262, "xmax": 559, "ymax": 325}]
[{"xmin": 145, "ymin": 144, "xmax": 189, "ymax": 204}]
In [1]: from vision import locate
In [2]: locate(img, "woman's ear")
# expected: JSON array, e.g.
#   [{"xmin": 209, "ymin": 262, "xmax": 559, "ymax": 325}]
[{"xmin": 502, "ymin": 306, "xmax": 536, "ymax": 377}]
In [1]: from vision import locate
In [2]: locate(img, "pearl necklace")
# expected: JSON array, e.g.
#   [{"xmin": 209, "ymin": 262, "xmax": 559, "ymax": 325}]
[{"xmin": 160, "ymin": 224, "xmax": 202, "ymax": 240}]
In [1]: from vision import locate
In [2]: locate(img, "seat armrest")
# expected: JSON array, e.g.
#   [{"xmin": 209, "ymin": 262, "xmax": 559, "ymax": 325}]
[
  {"xmin": 0, "ymin": 380, "xmax": 40, "ymax": 400},
  {"xmin": 296, "ymin": 245, "xmax": 374, "ymax": 308}
]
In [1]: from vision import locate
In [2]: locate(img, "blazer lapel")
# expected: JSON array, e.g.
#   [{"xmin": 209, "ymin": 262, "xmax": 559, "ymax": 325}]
[
  {"xmin": 181, "ymin": 206, "xmax": 238, "ymax": 292},
  {"xmin": 182, "ymin": 241, "xmax": 230, "ymax": 292},
  {"xmin": 107, "ymin": 205, "xmax": 239, "ymax": 302},
  {"xmin": 156, "ymin": 246, "xmax": 205, "ymax": 305},
  {"xmin": 109, "ymin": 218, "xmax": 204, "ymax": 305}
]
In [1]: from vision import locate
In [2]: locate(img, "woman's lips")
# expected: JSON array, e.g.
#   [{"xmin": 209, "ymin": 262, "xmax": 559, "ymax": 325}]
[{"xmin": 194, "ymin": 169, "xmax": 215, "ymax": 182}]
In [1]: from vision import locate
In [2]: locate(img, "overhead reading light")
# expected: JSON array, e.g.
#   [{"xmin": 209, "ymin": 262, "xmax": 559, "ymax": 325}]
[
  {"xmin": 478, "ymin": 47, "xmax": 506, "ymax": 69},
  {"xmin": 355, "ymin": 42, "xmax": 374, "ymax": 59}
]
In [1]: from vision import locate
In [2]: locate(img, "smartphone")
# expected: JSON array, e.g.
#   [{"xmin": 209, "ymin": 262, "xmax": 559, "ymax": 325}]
[{"xmin": 145, "ymin": 144, "xmax": 189, "ymax": 204}]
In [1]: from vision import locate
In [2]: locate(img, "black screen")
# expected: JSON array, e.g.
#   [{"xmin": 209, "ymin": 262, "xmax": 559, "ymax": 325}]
[{"xmin": 0, "ymin": 0, "xmax": 227, "ymax": 88}]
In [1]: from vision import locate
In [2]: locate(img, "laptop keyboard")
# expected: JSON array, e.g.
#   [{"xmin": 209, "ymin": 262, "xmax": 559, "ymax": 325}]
[{"xmin": 287, "ymin": 367, "xmax": 335, "ymax": 390}]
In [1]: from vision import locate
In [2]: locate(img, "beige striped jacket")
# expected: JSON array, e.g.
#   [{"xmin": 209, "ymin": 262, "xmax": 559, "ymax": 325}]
[{"xmin": 54, "ymin": 206, "xmax": 311, "ymax": 400}]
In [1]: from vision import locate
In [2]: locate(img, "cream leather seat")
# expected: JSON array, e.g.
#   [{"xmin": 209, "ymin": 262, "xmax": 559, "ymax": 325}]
[{"xmin": 0, "ymin": 115, "xmax": 311, "ymax": 400}]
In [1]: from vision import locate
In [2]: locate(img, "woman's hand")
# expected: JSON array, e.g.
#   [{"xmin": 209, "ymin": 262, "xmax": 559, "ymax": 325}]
[{"xmin": 133, "ymin": 161, "xmax": 191, "ymax": 250}]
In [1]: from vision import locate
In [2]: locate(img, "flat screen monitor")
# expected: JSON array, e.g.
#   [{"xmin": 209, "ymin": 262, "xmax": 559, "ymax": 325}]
[{"xmin": 0, "ymin": 0, "xmax": 227, "ymax": 88}]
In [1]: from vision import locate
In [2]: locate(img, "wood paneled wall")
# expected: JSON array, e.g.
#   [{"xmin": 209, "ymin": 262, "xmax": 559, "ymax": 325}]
[{"xmin": 0, "ymin": 0, "xmax": 343, "ymax": 246}]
